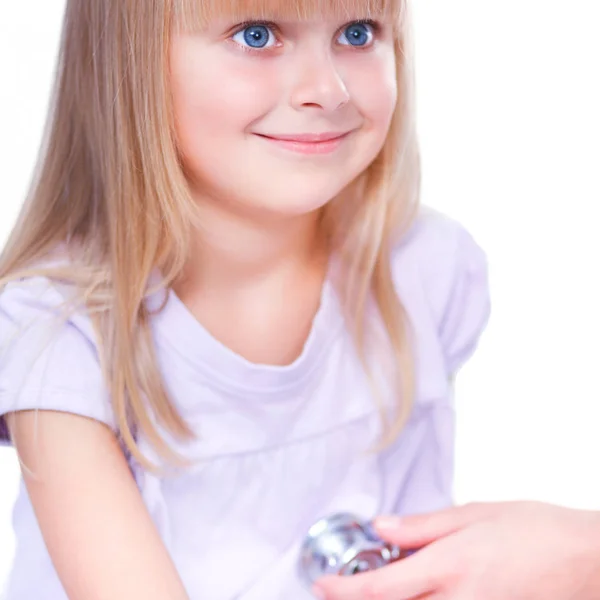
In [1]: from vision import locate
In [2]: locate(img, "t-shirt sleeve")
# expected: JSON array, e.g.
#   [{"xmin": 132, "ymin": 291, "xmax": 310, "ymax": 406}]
[
  {"xmin": 437, "ymin": 220, "xmax": 491, "ymax": 377},
  {"xmin": 385, "ymin": 209, "xmax": 491, "ymax": 515},
  {"xmin": 0, "ymin": 277, "xmax": 117, "ymax": 445}
]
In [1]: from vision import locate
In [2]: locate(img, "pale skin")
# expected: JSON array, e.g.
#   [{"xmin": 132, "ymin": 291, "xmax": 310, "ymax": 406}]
[
  {"xmin": 7, "ymin": 12, "xmax": 397, "ymax": 600},
  {"xmin": 314, "ymin": 501, "xmax": 600, "ymax": 600}
]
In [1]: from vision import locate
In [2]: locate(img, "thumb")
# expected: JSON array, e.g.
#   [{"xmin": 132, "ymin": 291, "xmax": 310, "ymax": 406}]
[{"xmin": 373, "ymin": 502, "xmax": 502, "ymax": 547}]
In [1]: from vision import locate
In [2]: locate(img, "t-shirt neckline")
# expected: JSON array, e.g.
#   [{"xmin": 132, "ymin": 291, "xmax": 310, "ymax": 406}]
[{"xmin": 147, "ymin": 270, "xmax": 345, "ymax": 398}]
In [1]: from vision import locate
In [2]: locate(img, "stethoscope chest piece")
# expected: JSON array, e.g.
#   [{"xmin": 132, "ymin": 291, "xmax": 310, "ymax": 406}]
[{"xmin": 298, "ymin": 513, "xmax": 402, "ymax": 587}]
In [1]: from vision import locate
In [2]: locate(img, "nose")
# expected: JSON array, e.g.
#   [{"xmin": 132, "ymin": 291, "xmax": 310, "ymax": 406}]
[{"xmin": 288, "ymin": 50, "xmax": 350, "ymax": 113}]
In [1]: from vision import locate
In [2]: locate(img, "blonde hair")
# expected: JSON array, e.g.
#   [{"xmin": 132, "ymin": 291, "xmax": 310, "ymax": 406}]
[{"xmin": 0, "ymin": 0, "xmax": 420, "ymax": 471}]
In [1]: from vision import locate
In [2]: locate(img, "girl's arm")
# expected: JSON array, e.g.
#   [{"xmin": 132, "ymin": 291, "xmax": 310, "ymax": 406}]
[{"xmin": 7, "ymin": 409, "xmax": 189, "ymax": 600}]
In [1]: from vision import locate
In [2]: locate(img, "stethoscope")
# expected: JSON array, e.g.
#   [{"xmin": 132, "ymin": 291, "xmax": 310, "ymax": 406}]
[{"xmin": 298, "ymin": 513, "xmax": 407, "ymax": 588}]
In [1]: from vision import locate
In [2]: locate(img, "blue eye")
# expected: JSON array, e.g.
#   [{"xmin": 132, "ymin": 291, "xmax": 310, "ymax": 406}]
[
  {"xmin": 339, "ymin": 22, "xmax": 375, "ymax": 47},
  {"xmin": 232, "ymin": 24, "xmax": 277, "ymax": 49}
]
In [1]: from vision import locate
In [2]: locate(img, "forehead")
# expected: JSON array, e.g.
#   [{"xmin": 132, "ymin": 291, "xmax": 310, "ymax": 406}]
[{"xmin": 173, "ymin": 0, "xmax": 403, "ymax": 31}]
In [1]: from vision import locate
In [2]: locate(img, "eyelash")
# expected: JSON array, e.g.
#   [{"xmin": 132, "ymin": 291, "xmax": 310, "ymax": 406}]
[{"xmin": 229, "ymin": 19, "xmax": 381, "ymax": 55}]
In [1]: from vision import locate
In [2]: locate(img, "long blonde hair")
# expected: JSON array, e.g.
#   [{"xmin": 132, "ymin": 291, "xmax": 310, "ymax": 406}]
[{"xmin": 0, "ymin": 0, "xmax": 421, "ymax": 471}]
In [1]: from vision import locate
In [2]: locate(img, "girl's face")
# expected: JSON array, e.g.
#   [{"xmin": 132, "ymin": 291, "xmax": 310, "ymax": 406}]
[{"xmin": 170, "ymin": 15, "xmax": 397, "ymax": 217}]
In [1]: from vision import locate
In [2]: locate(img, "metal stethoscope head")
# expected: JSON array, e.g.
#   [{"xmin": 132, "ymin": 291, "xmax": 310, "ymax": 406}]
[{"xmin": 299, "ymin": 513, "xmax": 403, "ymax": 588}]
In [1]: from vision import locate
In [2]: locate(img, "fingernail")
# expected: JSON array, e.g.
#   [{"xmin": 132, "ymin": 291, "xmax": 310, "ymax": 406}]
[
  {"xmin": 311, "ymin": 585, "xmax": 326, "ymax": 599},
  {"xmin": 374, "ymin": 515, "xmax": 403, "ymax": 530}
]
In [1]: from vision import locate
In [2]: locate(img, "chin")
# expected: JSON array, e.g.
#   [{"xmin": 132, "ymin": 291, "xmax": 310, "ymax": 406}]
[{"xmin": 257, "ymin": 186, "xmax": 345, "ymax": 218}]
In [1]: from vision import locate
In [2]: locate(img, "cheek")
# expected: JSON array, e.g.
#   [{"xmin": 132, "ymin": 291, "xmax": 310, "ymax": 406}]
[
  {"xmin": 345, "ymin": 54, "xmax": 398, "ymax": 130},
  {"xmin": 170, "ymin": 47, "xmax": 282, "ymax": 197},
  {"xmin": 171, "ymin": 50, "xmax": 277, "ymax": 140}
]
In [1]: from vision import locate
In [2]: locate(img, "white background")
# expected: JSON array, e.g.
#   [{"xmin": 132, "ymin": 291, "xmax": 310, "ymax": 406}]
[{"xmin": 1, "ymin": 0, "xmax": 599, "ymax": 591}]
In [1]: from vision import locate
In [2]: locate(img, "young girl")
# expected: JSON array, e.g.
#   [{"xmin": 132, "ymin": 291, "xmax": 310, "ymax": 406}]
[{"xmin": 0, "ymin": 0, "xmax": 490, "ymax": 599}]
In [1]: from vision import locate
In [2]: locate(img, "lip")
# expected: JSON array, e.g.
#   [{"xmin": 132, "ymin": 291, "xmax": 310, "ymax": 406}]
[
  {"xmin": 253, "ymin": 130, "xmax": 355, "ymax": 155},
  {"xmin": 257, "ymin": 131, "xmax": 353, "ymax": 142}
]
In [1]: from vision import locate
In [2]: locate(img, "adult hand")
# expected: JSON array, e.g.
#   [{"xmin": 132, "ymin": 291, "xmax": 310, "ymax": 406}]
[{"xmin": 314, "ymin": 501, "xmax": 600, "ymax": 600}]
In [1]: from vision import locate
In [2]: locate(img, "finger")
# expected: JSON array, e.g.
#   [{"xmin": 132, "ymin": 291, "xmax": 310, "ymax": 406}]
[
  {"xmin": 373, "ymin": 502, "xmax": 504, "ymax": 547},
  {"xmin": 314, "ymin": 545, "xmax": 442, "ymax": 600}
]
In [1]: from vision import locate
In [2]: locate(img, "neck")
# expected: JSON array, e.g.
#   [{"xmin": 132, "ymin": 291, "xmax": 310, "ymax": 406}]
[{"xmin": 174, "ymin": 195, "xmax": 327, "ymax": 298}]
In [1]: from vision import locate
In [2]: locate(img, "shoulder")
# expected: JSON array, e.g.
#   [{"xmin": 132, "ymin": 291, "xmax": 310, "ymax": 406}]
[
  {"xmin": 0, "ymin": 273, "xmax": 96, "ymax": 347},
  {"xmin": 0, "ymin": 243, "xmax": 98, "ymax": 342},
  {"xmin": 390, "ymin": 205, "xmax": 491, "ymax": 376},
  {"xmin": 391, "ymin": 205, "xmax": 487, "ymax": 273}
]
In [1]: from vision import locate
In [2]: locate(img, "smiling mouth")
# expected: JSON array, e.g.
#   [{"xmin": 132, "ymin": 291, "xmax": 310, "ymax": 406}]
[
  {"xmin": 257, "ymin": 131, "xmax": 353, "ymax": 142},
  {"xmin": 252, "ymin": 130, "xmax": 355, "ymax": 154}
]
